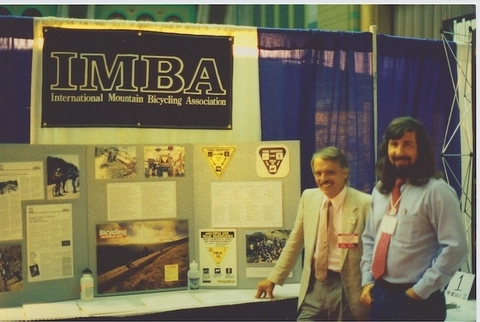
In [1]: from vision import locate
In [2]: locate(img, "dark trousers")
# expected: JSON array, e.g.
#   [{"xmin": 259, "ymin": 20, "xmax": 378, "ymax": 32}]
[{"xmin": 370, "ymin": 279, "xmax": 446, "ymax": 321}]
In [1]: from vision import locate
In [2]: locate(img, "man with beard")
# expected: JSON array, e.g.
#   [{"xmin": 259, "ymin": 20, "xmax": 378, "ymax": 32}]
[
  {"xmin": 256, "ymin": 146, "xmax": 371, "ymax": 320},
  {"xmin": 360, "ymin": 116, "xmax": 468, "ymax": 320}
]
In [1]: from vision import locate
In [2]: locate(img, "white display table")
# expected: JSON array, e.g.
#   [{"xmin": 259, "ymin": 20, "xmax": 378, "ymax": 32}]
[
  {"xmin": 0, "ymin": 283, "xmax": 475, "ymax": 321},
  {"xmin": 0, "ymin": 284, "xmax": 300, "ymax": 321}
]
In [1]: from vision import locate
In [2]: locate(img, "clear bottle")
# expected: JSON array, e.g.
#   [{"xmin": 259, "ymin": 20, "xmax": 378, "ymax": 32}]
[
  {"xmin": 187, "ymin": 260, "xmax": 200, "ymax": 290},
  {"xmin": 80, "ymin": 268, "xmax": 94, "ymax": 301}
]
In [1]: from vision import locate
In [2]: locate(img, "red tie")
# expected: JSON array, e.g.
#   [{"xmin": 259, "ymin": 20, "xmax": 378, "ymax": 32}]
[{"xmin": 371, "ymin": 178, "xmax": 405, "ymax": 280}]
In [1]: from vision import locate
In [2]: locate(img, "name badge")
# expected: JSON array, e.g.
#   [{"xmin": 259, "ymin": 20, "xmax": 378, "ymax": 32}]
[
  {"xmin": 379, "ymin": 214, "xmax": 398, "ymax": 235},
  {"xmin": 338, "ymin": 233, "xmax": 358, "ymax": 248}
]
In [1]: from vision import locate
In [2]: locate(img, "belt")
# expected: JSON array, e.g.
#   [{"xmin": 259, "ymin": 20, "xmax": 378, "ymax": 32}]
[
  {"xmin": 309, "ymin": 270, "xmax": 340, "ymax": 282},
  {"xmin": 376, "ymin": 279, "xmax": 414, "ymax": 291},
  {"xmin": 327, "ymin": 270, "xmax": 340, "ymax": 276}
]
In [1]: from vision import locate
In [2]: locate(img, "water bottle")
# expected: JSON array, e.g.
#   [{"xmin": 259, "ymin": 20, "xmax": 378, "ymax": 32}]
[
  {"xmin": 80, "ymin": 268, "xmax": 94, "ymax": 301},
  {"xmin": 188, "ymin": 260, "xmax": 200, "ymax": 290}
]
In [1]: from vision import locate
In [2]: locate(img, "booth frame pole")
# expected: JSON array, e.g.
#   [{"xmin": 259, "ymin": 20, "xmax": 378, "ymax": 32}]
[{"xmin": 370, "ymin": 25, "xmax": 378, "ymax": 165}]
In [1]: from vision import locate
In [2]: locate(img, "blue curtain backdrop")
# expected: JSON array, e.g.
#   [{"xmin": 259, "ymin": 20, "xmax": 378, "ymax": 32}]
[
  {"xmin": 0, "ymin": 16, "xmax": 33, "ymax": 143},
  {"xmin": 376, "ymin": 34, "xmax": 461, "ymax": 195},
  {"xmin": 0, "ymin": 18, "xmax": 461, "ymax": 198},
  {"xmin": 258, "ymin": 28, "xmax": 375, "ymax": 193},
  {"xmin": 258, "ymin": 29, "xmax": 460, "ymax": 195}
]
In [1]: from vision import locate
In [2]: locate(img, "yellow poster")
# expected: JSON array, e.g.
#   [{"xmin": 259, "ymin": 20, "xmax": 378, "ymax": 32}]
[{"xmin": 199, "ymin": 229, "xmax": 237, "ymax": 286}]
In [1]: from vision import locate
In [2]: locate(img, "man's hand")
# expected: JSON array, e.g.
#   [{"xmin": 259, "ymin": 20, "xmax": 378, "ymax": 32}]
[
  {"xmin": 360, "ymin": 283, "xmax": 374, "ymax": 306},
  {"xmin": 255, "ymin": 279, "xmax": 276, "ymax": 300},
  {"xmin": 406, "ymin": 287, "xmax": 423, "ymax": 300}
]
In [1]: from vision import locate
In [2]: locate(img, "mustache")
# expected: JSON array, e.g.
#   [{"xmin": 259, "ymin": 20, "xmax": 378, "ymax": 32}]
[{"xmin": 393, "ymin": 156, "xmax": 410, "ymax": 162}]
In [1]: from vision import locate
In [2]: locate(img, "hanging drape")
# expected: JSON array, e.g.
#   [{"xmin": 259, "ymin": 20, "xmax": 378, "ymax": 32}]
[
  {"xmin": 258, "ymin": 28, "xmax": 375, "ymax": 193},
  {"xmin": 0, "ymin": 16, "xmax": 34, "ymax": 143},
  {"xmin": 0, "ymin": 17, "xmax": 462, "ymax": 199},
  {"xmin": 376, "ymin": 34, "xmax": 461, "ymax": 194}
]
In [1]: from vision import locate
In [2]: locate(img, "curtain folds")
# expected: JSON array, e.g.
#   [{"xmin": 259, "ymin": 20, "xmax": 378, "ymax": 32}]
[
  {"xmin": 258, "ymin": 29, "xmax": 460, "ymax": 194},
  {"xmin": 0, "ymin": 16, "xmax": 34, "ymax": 143},
  {"xmin": 258, "ymin": 28, "xmax": 375, "ymax": 193},
  {"xmin": 0, "ymin": 17, "xmax": 462, "ymax": 199},
  {"xmin": 376, "ymin": 34, "xmax": 461, "ymax": 194}
]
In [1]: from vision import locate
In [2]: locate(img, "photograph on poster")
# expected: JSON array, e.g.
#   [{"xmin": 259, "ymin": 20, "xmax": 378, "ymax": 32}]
[
  {"xmin": 0, "ymin": 179, "xmax": 18, "ymax": 195},
  {"xmin": 0, "ymin": 244, "xmax": 23, "ymax": 292},
  {"xmin": 94, "ymin": 147, "xmax": 137, "ymax": 179},
  {"xmin": 246, "ymin": 230, "xmax": 291, "ymax": 264},
  {"xmin": 96, "ymin": 219, "xmax": 189, "ymax": 295},
  {"xmin": 46, "ymin": 154, "xmax": 80, "ymax": 200},
  {"xmin": 144, "ymin": 145, "xmax": 185, "ymax": 178}
]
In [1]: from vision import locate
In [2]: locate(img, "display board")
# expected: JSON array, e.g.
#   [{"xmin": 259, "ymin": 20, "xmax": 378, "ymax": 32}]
[
  {"xmin": 86, "ymin": 144, "xmax": 194, "ymax": 297},
  {"xmin": 0, "ymin": 141, "xmax": 301, "ymax": 308},
  {"xmin": 0, "ymin": 144, "xmax": 88, "ymax": 308},
  {"xmin": 193, "ymin": 141, "xmax": 302, "ymax": 289}
]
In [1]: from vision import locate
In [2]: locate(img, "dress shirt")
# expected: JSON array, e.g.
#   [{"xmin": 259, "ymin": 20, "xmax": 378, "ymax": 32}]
[{"xmin": 361, "ymin": 178, "xmax": 468, "ymax": 299}]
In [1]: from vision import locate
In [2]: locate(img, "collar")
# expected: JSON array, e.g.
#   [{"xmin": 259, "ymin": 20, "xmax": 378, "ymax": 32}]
[{"xmin": 323, "ymin": 185, "xmax": 347, "ymax": 210}]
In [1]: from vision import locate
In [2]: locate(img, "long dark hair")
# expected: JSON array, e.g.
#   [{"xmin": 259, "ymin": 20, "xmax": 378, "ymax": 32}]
[{"xmin": 376, "ymin": 117, "xmax": 443, "ymax": 194}]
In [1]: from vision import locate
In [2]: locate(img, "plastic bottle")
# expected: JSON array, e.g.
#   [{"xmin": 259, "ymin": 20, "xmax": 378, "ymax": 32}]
[
  {"xmin": 188, "ymin": 260, "xmax": 200, "ymax": 290},
  {"xmin": 80, "ymin": 268, "xmax": 94, "ymax": 301}
]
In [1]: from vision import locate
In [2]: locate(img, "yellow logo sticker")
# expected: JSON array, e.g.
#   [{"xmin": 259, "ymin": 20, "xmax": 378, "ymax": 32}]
[{"xmin": 201, "ymin": 147, "xmax": 236, "ymax": 178}]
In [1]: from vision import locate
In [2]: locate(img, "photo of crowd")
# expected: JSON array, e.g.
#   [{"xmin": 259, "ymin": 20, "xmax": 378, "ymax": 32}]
[{"xmin": 246, "ymin": 230, "xmax": 290, "ymax": 264}]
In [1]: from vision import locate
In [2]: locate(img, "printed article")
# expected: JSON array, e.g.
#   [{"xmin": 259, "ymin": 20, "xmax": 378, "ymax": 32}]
[
  {"xmin": 26, "ymin": 204, "xmax": 73, "ymax": 282},
  {"xmin": 0, "ymin": 161, "xmax": 44, "ymax": 200},
  {"xmin": 107, "ymin": 181, "xmax": 177, "ymax": 221},
  {"xmin": 0, "ymin": 177, "xmax": 22, "ymax": 241},
  {"xmin": 211, "ymin": 181, "xmax": 283, "ymax": 228}
]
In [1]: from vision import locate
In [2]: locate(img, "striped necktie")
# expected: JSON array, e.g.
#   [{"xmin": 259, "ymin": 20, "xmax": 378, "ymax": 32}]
[
  {"xmin": 371, "ymin": 178, "xmax": 405, "ymax": 280},
  {"xmin": 315, "ymin": 200, "xmax": 332, "ymax": 282}
]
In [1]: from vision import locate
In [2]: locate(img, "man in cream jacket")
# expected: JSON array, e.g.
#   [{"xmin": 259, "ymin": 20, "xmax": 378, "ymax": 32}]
[{"xmin": 256, "ymin": 146, "xmax": 371, "ymax": 320}]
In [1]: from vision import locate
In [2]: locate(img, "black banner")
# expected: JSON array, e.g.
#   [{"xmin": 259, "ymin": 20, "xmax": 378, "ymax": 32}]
[{"xmin": 41, "ymin": 27, "xmax": 233, "ymax": 129}]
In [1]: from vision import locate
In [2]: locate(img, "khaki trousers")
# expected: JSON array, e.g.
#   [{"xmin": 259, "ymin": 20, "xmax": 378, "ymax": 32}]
[{"xmin": 297, "ymin": 270, "xmax": 354, "ymax": 321}]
